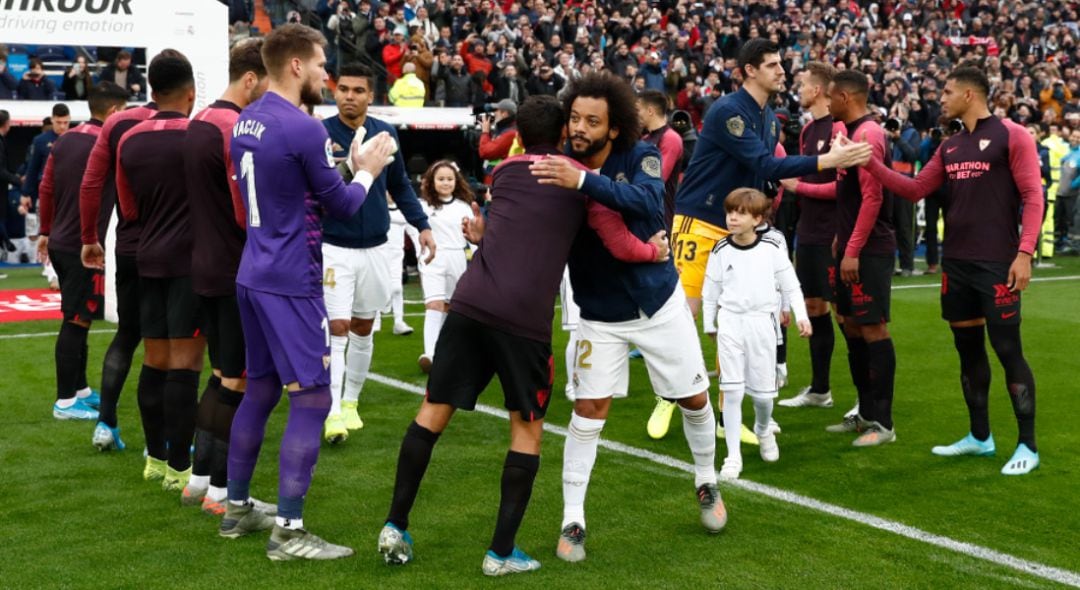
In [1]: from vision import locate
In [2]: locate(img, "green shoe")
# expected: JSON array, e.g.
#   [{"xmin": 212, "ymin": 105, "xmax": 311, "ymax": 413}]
[
  {"xmin": 220, "ymin": 501, "xmax": 275, "ymax": 539},
  {"xmin": 143, "ymin": 456, "xmax": 167, "ymax": 481},
  {"xmin": 162, "ymin": 466, "xmax": 191, "ymax": 493},
  {"xmin": 267, "ymin": 525, "xmax": 354, "ymax": 561}
]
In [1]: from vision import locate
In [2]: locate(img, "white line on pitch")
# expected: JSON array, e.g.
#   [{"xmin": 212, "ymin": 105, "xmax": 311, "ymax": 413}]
[
  {"xmin": 893, "ymin": 274, "xmax": 1080, "ymax": 290},
  {"xmin": 367, "ymin": 371, "xmax": 1080, "ymax": 589}
]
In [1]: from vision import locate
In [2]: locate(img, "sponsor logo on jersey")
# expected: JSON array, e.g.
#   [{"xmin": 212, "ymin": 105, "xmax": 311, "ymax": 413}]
[{"xmin": 979, "ymin": 139, "xmax": 991, "ymax": 151}]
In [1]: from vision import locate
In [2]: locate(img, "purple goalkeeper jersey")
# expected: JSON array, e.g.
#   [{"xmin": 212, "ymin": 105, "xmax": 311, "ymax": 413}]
[{"xmin": 232, "ymin": 91, "xmax": 370, "ymax": 297}]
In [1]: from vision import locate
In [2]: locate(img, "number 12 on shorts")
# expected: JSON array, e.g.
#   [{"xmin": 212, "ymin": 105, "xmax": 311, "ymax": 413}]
[{"xmin": 240, "ymin": 151, "xmax": 261, "ymax": 228}]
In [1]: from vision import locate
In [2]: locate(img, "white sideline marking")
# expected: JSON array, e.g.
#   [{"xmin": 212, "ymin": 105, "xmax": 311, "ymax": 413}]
[
  {"xmin": 2, "ymin": 328, "xmax": 1078, "ymax": 585},
  {"xmin": 893, "ymin": 274, "xmax": 1080, "ymax": 290},
  {"xmin": 367, "ymin": 371, "xmax": 1080, "ymax": 589}
]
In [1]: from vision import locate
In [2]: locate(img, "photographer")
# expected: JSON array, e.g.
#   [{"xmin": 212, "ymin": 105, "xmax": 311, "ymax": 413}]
[
  {"xmin": 17, "ymin": 59, "xmax": 58, "ymax": 101},
  {"xmin": 885, "ymin": 108, "xmax": 920, "ymax": 276},
  {"xmin": 477, "ymin": 99, "xmax": 518, "ymax": 184},
  {"xmin": 1040, "ymin": 78, "xmax": 1073, "ymax": 121},
  {"xmin": 526, "ymin": 64, "xmax": 564, "ymax": 97}
]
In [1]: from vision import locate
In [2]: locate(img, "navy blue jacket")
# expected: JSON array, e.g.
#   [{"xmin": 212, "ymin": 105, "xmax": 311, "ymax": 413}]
[
  {"xmin": 675, "ymin": 87, "xmax": 818, "ymax": 227},
  {"xmin": 22, "ymin": 130, "xmax": 58, "ymax": 202},
  {"xmin": 569, "ymin": 141, "xmax": 679, "ymax": 322},
  {"xmin": 321, "ymin": 114, "xmax": 429, "ymax": 248}
]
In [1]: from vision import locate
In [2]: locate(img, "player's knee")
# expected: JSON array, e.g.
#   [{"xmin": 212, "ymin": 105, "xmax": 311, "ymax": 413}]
[
  {"xmin": 143, "ymin": 338, "xmax": 170, "ymax": 369},
  {"xmin": 986, "ymin": 324, "xmax": 1023, "ymax": 361},
  {"xmin": 676, "ymin": 391, "xmax": 708, "ymax": 411},
  {"xmin": 329, "ymin": 319, "xmax": 350, "ymax": 337},
  {"xmin": 349, "ymin": 317, "xmax": 374, "ymax": 336},
  {"xmin": 573, "ymin": 397, "xmax": 611, "ymax": 420},
  {"xmin": 860, "ymin": 322, "xmax": 890, "ymax": 342},
  {"xmin": 416, "ymin": 400, "xmax": 455, "ymax": 433},
  {"xmin": 805, "ymin": 298, "xmax": 828, "ymax": 317},
  {"xmin": 222, "ymin": 377, "xmax": 246, "ymax": 392}
]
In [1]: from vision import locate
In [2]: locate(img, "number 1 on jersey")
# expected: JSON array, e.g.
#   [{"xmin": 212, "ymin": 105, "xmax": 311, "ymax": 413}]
[{"xmin": 240, "ymin": 151, "xmax": 261, "ymax": 227}]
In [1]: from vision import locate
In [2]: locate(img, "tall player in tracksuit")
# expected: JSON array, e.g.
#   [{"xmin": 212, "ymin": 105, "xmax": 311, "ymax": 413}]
[
  {"xmin": 221, "ymin": 24, "xmax": 397, "ymax": 560},
  {"xmin": 861, "ymin": 66, "xmax": 1044, "ymax": 475},
  {"xmin": 667, "ymin": 40, "xmax": 871, "ymax": 444}
]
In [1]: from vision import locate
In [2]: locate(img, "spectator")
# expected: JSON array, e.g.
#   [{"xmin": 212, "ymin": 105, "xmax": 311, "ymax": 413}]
[
  {"xmin": 1041, "ymin": 78, "xmax": 1073, "ymax": 121},
  {"xmin": 640, "ymin": 52, "xmax": 666, "ymax": 91},
  {"xmin": 489, "ymin": 63, "xmax": 526, "ymax": 104},
  {"xmin": 383, "ymin": 26, "xmax": 410, "ymax": 85},
  {"xmin": 526, "ymin": 64, "xmax": 563, "ymax": 97},
  {"xmin": 459, "ymin": 35, "xmax": 494, "ymax": 94},
  {"xmin": 404, "ymin": 34, "xmax": 435, "ymax": 99},
  {"xmin": 98, "ymin": 50, "xmax": 145, "ymax": 99},
  {"xmin": 389, "ymin": 62, "xmax": 427, "ymax": 107},
  {"xmin": 477, "ymin": 98, "xmax": 518, "ymax": 183},
  {"xmin": 17, "ymin": 59, "xmax": 58, "ymax": 101},
  {"xmin": 0, "ymin": 47, "xmax": 18, "ymax": 98},
  {"xmin": 435, "ymin": 53, "xmax": 476, "ymax": 107},
  {"xmin": 61, "ymin": 55, "xmax": 94, "ymax": 101}
]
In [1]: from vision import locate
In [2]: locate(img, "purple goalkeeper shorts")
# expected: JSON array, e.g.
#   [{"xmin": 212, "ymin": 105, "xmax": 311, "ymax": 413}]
[{"xmin": 237, "ymin": 285, "xmax": 330, "ymax": 388}]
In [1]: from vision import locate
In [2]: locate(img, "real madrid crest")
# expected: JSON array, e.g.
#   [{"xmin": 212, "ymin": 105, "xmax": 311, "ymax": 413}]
[
  {"xmin": 642, "ymin": 155, "xmax": 662, "ymax": 178},
  {"xmin": 726, "ymin": 116, "xmax": 745, "ymax": 137},
  {"xmin": 615, "ymin": 172, "xmax": 629, "ymax": 183}
]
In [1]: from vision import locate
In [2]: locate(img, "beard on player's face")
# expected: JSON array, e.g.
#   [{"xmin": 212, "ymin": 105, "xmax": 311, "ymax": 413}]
[
  {"xmin": 301, "ymin": 76, "xmax": 324, "ymax": 108},
  {"xmin": 569, "ymin": 132, "xmax": 609, "ymax": 160}
]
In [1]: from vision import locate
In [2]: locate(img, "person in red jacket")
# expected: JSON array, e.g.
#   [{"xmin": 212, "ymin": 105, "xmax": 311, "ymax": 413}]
[
  {"xmin": 383, "ymin": 26, "xmax": 408, "ymax": 85},
  {"xmin": 459, "ymin": 34, "xmax": 493, "ymax": 94}
]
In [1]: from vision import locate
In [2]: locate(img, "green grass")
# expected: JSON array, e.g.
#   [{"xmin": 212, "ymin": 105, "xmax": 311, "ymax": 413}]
[{"xmin": 3, "ymin": 259, "xmax": 1080, "ymax": 589}]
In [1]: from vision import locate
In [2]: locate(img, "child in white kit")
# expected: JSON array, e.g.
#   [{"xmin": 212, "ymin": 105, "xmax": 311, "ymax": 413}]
[
  {"xmin": 416, "ymin": 160, "xmax": 476, "ymax": 372},
  {"xmin": 702, "ymin": 188, "xmax": 811, "ymax": 480}
]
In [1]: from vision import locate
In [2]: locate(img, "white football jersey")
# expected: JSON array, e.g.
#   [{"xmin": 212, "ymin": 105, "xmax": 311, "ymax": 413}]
[
  {"xmin": 420, "ymin": 197, "xmax": 473, "ymax": 253},
  {"xmin": 701, "ymin": 230, "xmax": 808, "ymax": 334}
]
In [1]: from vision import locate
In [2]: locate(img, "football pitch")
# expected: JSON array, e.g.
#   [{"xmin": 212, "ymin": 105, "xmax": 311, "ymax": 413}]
[{"xmin": 3, "ymin": 259, "xmax": 1079, "ymax": 589}]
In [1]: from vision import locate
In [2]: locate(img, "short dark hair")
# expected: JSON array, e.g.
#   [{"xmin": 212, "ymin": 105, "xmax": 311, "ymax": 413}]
[
  {"xmin": 832, "ymin": 69, "xmax": 869, "ymax": 96},
  {"xmin": 262, "ymin": 23, "xmax": 326, "ymax": 79},
  {"xmin": 28, "ymin": 57, "xmax": 43, "ymax": 70},
  {"xmin": 88, "ymin": 82, "xmax": 129, "ymax": 118},
  {"xmin": 516, "ymin": 95, "xmax": 564, "ymax": 148},
  {"xmin": 0, "ymin": 109, "xmax": 9, "ymax": 127},
  {"xmin": 51, "ymin": 103, "xmax": 70, "ymax": 118},
  {"xmin": 116, "ymin": 50, "xmax": 132, "ymax": 62},
  {"xmin": 338, "ymin": 63, "xmax": 374, "ymax": 86},
  {"xmin": 737, "ymin": 39, "xmax": 779, "ymax": 77},
  {"xmin": 637, "ymin": 89, "xmax": 668, "ymax": 116},
  {"xmin": 947, "ymin": 66, "xmax": 990, "ymax": 97},
  {"xmin": 148, "ymin": 50, "xmax": 194, "ymax": 96},
  {"xmin": 229, "ymin": 38, "xmax": 267, "ymax": 82},
  {"xmin": 562, "ymin": 71, "xmax": 641, "ymax": 153}
]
